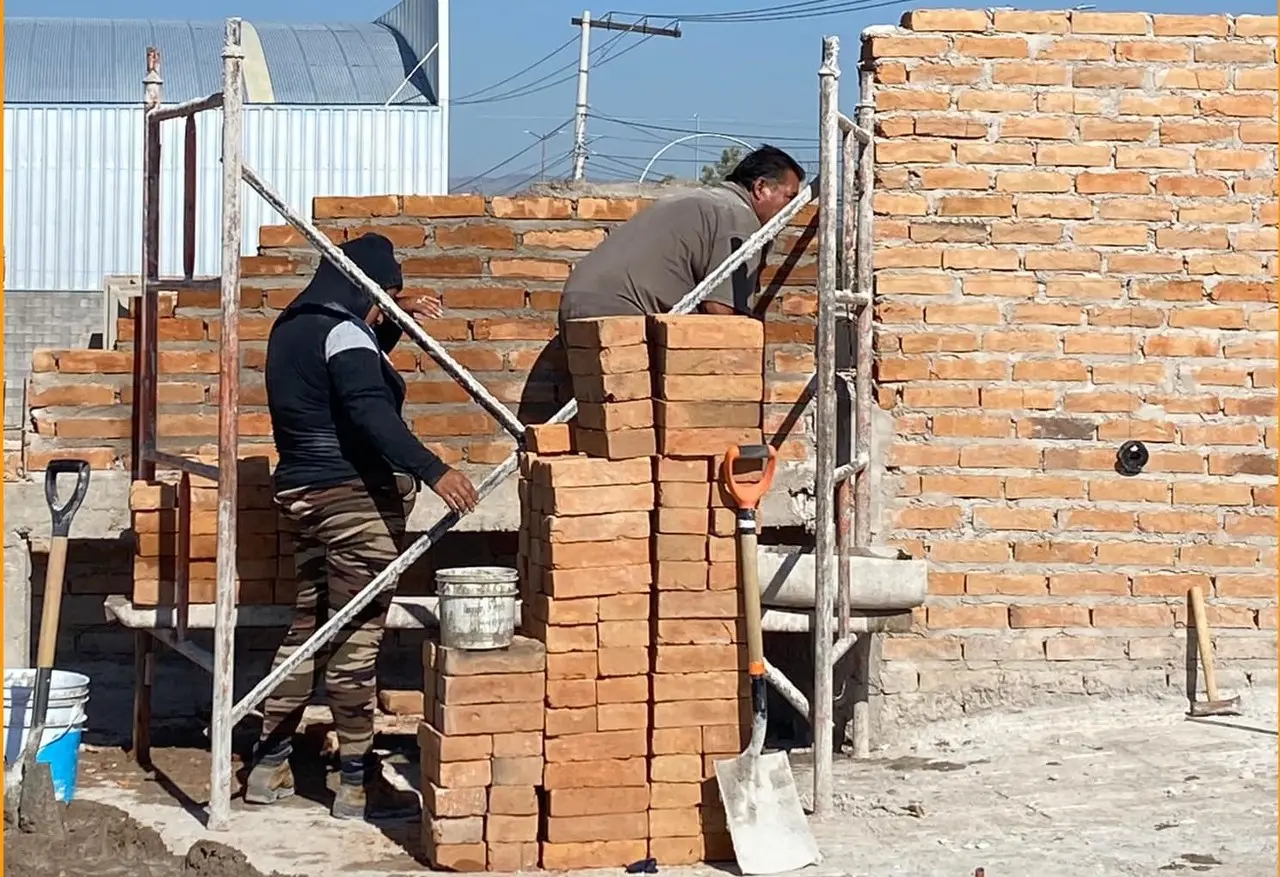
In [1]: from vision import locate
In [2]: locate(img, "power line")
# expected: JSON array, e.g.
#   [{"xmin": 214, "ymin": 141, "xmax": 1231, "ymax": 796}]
[
  {"xmin": 502, "ymin": 151, "xmax": 575, "ymax": 193},
  {"xmin": 453, "ymin": 118, "xmax": 574, "ymax": 191},
  {"xmin": 451, "ymin": 35, "xmax": 578, "ymax": 103},
  {"xmin": 590, "ymin": 112, "xmax": 818, "ymax": 145},
  {"xmin": 453, "ymin": 26, "xmax": 639, "ymax": 107},
  {"xmin": 619, "ymin": 0, "xmax": 909, "ymax": 22}
]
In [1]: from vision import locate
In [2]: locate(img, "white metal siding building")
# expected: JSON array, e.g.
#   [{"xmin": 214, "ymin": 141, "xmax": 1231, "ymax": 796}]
[{"xmin": 3, "ymin": 0, "xmax": 449, "ymax": 428}]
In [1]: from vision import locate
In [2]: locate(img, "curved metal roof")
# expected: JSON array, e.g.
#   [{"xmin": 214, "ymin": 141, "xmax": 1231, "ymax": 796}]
[{"xmin": 5, "ymin": 5, "xmax": 439, "ymax": 106}]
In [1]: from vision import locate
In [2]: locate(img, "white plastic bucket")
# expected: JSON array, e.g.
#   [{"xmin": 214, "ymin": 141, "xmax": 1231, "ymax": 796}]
[
  {"xmin": 3, "ymin": 669, "xmax": 91, "ymax": 801},
  {"xmin": 436, "ymin": 566, "xmax": 519, "ymax": 651}
]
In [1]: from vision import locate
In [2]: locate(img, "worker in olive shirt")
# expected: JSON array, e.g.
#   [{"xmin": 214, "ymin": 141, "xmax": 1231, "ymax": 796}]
[{"xmin": 558, "ymin": 145, "xmax": 805, "ymax": 331}]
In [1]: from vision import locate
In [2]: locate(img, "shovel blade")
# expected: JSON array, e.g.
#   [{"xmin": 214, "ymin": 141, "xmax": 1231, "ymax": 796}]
[{"xmin": 714, "ymin": 750, "xmax": 820, "ymax": 875}]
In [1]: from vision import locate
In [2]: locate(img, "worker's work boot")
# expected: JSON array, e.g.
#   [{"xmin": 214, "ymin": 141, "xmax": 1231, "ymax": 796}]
[
  {"xmin": 331, "ymin": 756, "xmax": 421, "ymax": 822},
  {"xmin": 243, "ymin": 741, "xmax": 296, "ymax": 805}
]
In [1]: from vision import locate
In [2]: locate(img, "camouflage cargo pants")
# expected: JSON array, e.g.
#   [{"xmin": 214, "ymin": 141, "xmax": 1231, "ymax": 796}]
[{"xmin": 259, "ymin": 474, "xmax": 417, "ymax": 760}]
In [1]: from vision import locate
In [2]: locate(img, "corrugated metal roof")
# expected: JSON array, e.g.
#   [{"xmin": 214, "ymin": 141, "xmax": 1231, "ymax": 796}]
[{"xmin": 5, "ymin": 11, "xmax": 438, "ymax": 105}]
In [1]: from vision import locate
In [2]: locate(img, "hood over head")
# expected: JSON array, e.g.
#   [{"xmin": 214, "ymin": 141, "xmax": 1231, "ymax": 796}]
[{"xmin": 285, "ymin": 232, "xmax": 404, "ymax": 320}]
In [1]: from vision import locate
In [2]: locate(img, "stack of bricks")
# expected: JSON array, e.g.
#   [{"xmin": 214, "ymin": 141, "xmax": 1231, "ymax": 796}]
[
  {"xmin": 647, "ymin": 314, "xmax": 764, "ymax": 863},
  {"xmin": 521, "ymin": 451, "xmax": 655, "ymax": 869},
  {"xmin": 563, "ymin": 316, "xmax": 656, "ymax": 460},
  {"xmin": 127, "ymin": 465, "xmax": 282, "ymax": 606},
  {"xmin": 419, "ymin": 637, "xmax": 547, "ymax": 873}
]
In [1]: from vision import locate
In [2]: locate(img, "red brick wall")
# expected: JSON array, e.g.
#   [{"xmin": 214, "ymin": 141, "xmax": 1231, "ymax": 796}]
[
  {"xmin": 869, "ymin": 9, "xmax": 1278, "ymax": 705},
  {"xmin": 22, "ymin": 193, "xmax": 817, "ymax": 476}
]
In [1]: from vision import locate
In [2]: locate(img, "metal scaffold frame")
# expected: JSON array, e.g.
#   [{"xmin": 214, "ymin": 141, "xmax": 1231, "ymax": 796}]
[{"xmin": 121, "ymin": 22, "xmax": 877, "ymax": 828}]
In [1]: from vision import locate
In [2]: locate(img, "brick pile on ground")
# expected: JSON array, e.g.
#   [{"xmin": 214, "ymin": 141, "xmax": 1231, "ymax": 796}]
[
  {"xmin": 420, "ymin": 637, "xmax": 546, "ymax": 872},
  {"xmin": 126, "ymin": 458, "xmax": 282, "ymax": 606},
  {"xmin": 647, "ymin": 314, "xmax": 764, "ymax": 863},
  {"xmin": 520, "ymin": 449, "xmax": 655, "ymax": 869}
]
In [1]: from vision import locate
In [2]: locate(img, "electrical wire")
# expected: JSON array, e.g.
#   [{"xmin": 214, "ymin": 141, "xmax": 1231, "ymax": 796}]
[
  {"xmin": 590, "ymin": 112, "xmax": 818, "ymax": 146},
  {"xmin": 618, "ymin": 0, "xmax": 910, "ymax": 22},
  {"xmin": 502, "ymin": 150, "xmax": 575, "ymax": 193},
  {"xmin": 453, "ymin": 15, "xmax": 677, "ymax": 107},
  {"xmin": 453, "ymin": 118, "xmax": 575, "ymax": 191},
  {"xmin": 451, "ymin": 35, "xmax": 579, "ymax": 103}
]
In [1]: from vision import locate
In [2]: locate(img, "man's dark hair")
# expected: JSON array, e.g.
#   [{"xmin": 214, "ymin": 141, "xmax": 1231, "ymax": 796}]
[{"xmin": 725, "ymin": 145, "xmax": 806, "ymax": 188}]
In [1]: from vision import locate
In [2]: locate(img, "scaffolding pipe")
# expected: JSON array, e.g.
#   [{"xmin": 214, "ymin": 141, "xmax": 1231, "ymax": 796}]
[
  {"xmin": 207, "ymin": 16, "xmax": 245, "ymax": 833},
  {"xmin": 240, "ymin": 164, "xmax": 528, "ymax": 441},
  {"xmin": 812, "ymin": 34, "xmax": 841, "ymax": 821},
  {"xmin": 231, "ymin": 179, "xmax": 820, "ymax": 726}
]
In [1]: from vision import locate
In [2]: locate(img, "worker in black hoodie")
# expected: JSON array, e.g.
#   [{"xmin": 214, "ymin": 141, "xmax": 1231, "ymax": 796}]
[{"xmin": 246, "ymin": 232, "xmax": 478, "ymax": 822}]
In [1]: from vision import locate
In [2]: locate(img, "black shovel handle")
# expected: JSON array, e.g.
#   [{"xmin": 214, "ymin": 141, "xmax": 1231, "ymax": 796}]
[{"xmin": 45, "ymin": 459, "xmax": 91, "ymax": 538}]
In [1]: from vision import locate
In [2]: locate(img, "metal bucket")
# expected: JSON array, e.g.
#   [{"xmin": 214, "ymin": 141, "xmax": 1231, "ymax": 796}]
[{"xmin": 436, "ymin": 566, "xmax": 519, "ymax": 651}]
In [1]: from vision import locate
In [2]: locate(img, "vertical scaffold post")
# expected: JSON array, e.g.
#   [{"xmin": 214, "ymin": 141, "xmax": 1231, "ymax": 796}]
[
  {"xmin": 812, "ymin": 34, "xmax": 841, "ymax": 821},
  {"xmin": 207, "ymin": 16, "xmax": 245, "ymax": 833},
  {"xmin": 133, "ymin": 48, "xmax": 162, "ymax": 483}
]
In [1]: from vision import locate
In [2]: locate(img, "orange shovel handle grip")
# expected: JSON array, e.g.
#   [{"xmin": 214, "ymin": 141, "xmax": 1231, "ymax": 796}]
[{"xmin": 721, "ymin": 444, "xmax": 778, "ymax": 511}]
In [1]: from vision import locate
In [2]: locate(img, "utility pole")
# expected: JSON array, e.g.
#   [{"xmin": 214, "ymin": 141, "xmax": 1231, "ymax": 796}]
[
  {"xmin": 525, "ymin": 129, "xmax": 556, "ymax": 181},
  {"xmin": 569, "ymin": 11, "xmax": 681, "ymax": 181},
  {"xmin": 692, "ymin": 113, "xmax": 700, "ymax": 181}
]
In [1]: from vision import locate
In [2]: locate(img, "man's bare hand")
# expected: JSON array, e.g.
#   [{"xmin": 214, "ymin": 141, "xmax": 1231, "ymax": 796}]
[
  {"xmin": 431, "ymin": 468, "xmax": 479, "ymax": 514},
  {"xmin": 395, "ymin": 292, "xmax": 444, "ymax": 322}
]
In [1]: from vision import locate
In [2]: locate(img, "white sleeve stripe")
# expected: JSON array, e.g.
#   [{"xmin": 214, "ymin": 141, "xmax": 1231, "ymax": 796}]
[{"xmin": 324, "ymin": 321, "xmax": 378, "ymax": 361}]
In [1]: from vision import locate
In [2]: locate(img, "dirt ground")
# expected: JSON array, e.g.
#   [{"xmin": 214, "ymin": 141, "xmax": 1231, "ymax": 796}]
[{"xmin": 11, "ymin": 689, "xmax": 1277, "ymax": 877}]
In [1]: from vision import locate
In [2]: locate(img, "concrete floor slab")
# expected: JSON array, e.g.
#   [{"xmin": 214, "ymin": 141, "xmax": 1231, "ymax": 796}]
[{"xmin": 74, "ymin": 690, "xmax": 1278, "ymax": 876}]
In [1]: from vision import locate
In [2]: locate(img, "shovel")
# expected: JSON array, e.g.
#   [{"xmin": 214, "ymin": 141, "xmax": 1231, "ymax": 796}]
[
  {"xmin": 8, "ymin": 459, "xmax": 91, "ymax": 832},
  {"xmin": 714, "ymin": 444, "xmax": 821, "ymax": 875}
]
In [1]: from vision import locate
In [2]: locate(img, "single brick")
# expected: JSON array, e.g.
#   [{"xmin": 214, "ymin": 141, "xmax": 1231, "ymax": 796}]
[
  {"xmin": 567, "ymin": 344, "xmax": 650, "ymax": 376},
  {"xmin": 424, "ymin": 840, "xmax": 486, "ymax": 873},
  {"xmin": 533, "ymin": 595, "xmax": 599, "ymax": 626},
  {"xmin": 545, "ymin": 812, "xmax": 650, "ymax": 843},
  {"xmin": 545, "ymin": 483, "xmax": 655, "ymax": 515},
  {"xmin": 543, "ymin": 564, "xmax": 652, "ymax": 599},
  {"xmin": 702, "ymin": 724, "xmax": 749, "ymax": 754},
  {"xmin": 492, "ymin": 756, "xmax": 545, "ymax": 786},
  {"xmin": 655, "ymin": 346, "xmax": 764, "ymax": 375},
  {"xmin": 548, "ymin": 786, "xmax": 650, "ymax": 817},
  {"xmin": 650, "ymin": 314, "xmax": 765, "ymax": 349},
  {"xmin": 563, "ymin": 316, "xmax": 648, "ymax": 348},
  {"xmin": 649, "ymin": 836, "xmax": 705, "ymax": 866},
  {"xmin": 524, "ymin": 618, "xmax": 597, "ymax": 653},
  {"xmin": 574, "ymin": 427, "xmax": 658, "ymax": 461},
  {"xmin": 486, "ymin": 842, "xmax": 540, "ymax": 872},
  {"xmin": 425, "ymin": 783, "xmax": 488, "ymax": 818},
  {"xmin": 543, "ymin": 757, "xmax": 649, "ymax": 789},
  {"xmin": 541, "ymin": 840, "xmax": 650, "ymax": 870},
  {"xmin": 654, "ymin": 534, "xmax": 709, "ymax": 563},
  {"xmin": 571, "ymin": 372, "xmax": 654, "ymax": 403},
  {"xmin": 658, "ymin": 591, "xmax": 739, "ymax": 619},
  {"xmin": 651, "ymin": 728, "xmax": 703, "ymax": 756},
  {"xmin": 656, "ymin": 619, "xmax": 739, "ymax": 645},
  {"xmin": 429, "ymin": 815, "xmax": 486, "ymax": 846},
  {"xmin": 658, "ymin": 375, "xmax": 765, "ymax": 402},
  {"xmin": 426, "ymin": 637, "xmax": 546, "ymax": 677},
  {"xmin": 486, "ymin": 813, "xmax": 540, "ymax": 843},
  {"xmin": 438, "ymin": 672, "xmax": 545, "ymax": 706},
  {"xmin": 546, "ymin": 706, "xmax": 598, "ymax": 738},
  {"xmin": 655, "ymin": 561, "xmax": 710, "ymax": 591},
  {"xmin": 597, "ymin": 593, "xmax": 651, "ymax": 621},
  {"xmin": 539, "ymin": 536, "xmax": 651, "ymax": 569},
  {"xmin": 654, "ymin": 644, "xmax": 745, "ymax": 673},
  {"xmin": 649, "ymin": 807, "xmax": 702, "ymax": 838},
  {"xmin": 526, "ymin": 423, "xmax": 576, "ymax": 455},
  {"xmin": 657, "ymin": 481, "xmax": 711, "ymax": 508},
  {"xmin": 533, "ymin": 455, "xmax": 653, "ymax": 488},
  {"xmin": 417, "ymin": 723, "xmax": 493, "ymax": 764},
  {"xmin": 543, "ymin": 510, "xmax": 652, "ymax": 543},
  {"xmin": 661, "ymin": 427, "xmax": 764, "ymax": 457},
  {"xmin": 434, "ymin": 702, "xmax": 545, "ymax": 736},
  {"xmin": 491, "ymin": 731, "xmax": 543, "ymax": 758},
  {"xmin": 596, "ymin": 674, "xmax": 649, "ymax": 703},
  {"xmin": 577, "ymin": 400, "xmax": 655, "ymax": 431},
  {"xmin": 652, "ymin": 671, "xmax": 742, "ymax": 702},
  {"xmin": 598, "ymin": 647, "xmax": 652, "ymax": 677},
  {"xmin": 547, "ymin": 678, "xmax": 598, "ymax": 709},
  {"xmin": 656, "ymin": 508, "xmax": 712, "ymax": 535},
  {"xmin": 655, "ymin": 401, "xmax": 762, "ymax": 429},
  {"xmin": 655, "ymin": 457, "xmax": 713, "ymax": 482}
]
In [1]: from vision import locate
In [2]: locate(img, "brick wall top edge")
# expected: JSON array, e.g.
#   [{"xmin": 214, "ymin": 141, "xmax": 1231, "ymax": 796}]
[
  {"xmin": 308, "ymin": 193, "xmax": 668, "ymax": 223},
  {"xmin": 877, "ymin": 8, "xmax": 1277, "ymax": 38}
]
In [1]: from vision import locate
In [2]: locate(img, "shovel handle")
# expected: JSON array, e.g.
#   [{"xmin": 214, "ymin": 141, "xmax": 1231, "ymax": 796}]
[
  {"xmin": 45, "ymin": 459, "xmax": 91, "ymax": 539},
  {"xmin": 722, "ymin": 444, "xmax": 778, "ymax": 512}
]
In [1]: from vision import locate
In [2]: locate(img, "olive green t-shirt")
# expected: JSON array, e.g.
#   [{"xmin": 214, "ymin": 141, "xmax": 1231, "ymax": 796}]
[{"xmin": 558, "ymin": 182, "xmax": 764, "ymax": 327}]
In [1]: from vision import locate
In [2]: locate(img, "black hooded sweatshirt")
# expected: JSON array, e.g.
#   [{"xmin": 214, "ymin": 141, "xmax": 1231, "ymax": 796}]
[{"xmin": 265, "ymin": 233, "xmax": 449, "ymax": 493}]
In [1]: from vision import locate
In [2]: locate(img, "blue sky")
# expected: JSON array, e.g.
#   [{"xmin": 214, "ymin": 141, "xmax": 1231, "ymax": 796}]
[{"xmin": 7, "ymin": 0, "xmax": 1275, "ymax": 183}]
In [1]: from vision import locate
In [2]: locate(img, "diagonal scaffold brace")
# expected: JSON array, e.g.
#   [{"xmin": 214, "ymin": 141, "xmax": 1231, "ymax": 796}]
[{"xmin": 228, "ymin": 178, "xmax": 821, "ymax": 728}]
